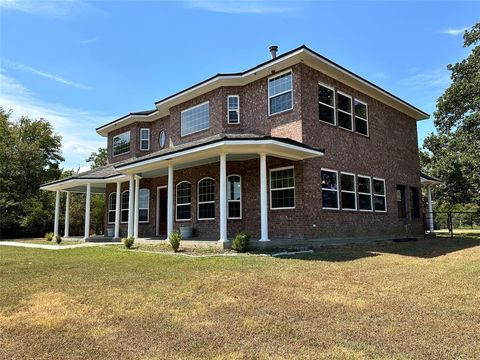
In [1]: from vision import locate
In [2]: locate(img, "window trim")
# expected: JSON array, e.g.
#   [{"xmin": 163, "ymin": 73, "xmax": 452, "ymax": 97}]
[
  {"xmin": 112, "ymin": 131, "xmax": 131, "ymax": 157},
  {"xmin": 227, "ymin": 174, "xmax": 242, "ymax": 219},
  {"xmin": 269, "ymin": 166, "xmax": 296, "ymax": 210},
  {"xmin": 321, "ymin": 168, "xmax": 340, "ymax": 210},
  {"xmin": 180, "ymin": 101, "xmax": 210, "ymax": 137},
  {"xmin": 197, "ymin": 177, "xmax": 216, "ymax": 221},
  {"xmin": 357, "ymin": 175, "xmax": 373, "ymax": 212},
  {"xmin": 120, "ymin": 190, "xmax": 129, "ymax": 224},
  {"xmin": 354, "ymin": 98, "xmax": 369, "ymax": 137},
  {"xmin": 336, "ymin": 91, "xmax": 354, "ymax": 132},
  {"xmin": 373, "ymin": 177, "xmax": 387, "ymax": 213},
  {"xmin": 268, "ymin": 69, "xmax": 293, "ymax": 116},
  {"xmin": 138, "ymin": 188, "xmax": 150, "ymax": 223},
  {"xmin": 139, "ymin": 128, "xmax": 150, "ymax": 151},
  {"xmin": 227, "ymin": 95, "xmax": 240, "ymax": 125},
  {"xmin": 340, "ymin": 172, "xmax": 357, "ymax": 211},
  {"xmin": 108, "ymin": 192, "xmax": 116, "ymax": 224},
  {"xmin": 175, "ymin": 181, "xmax": 191, "ymax": 222},
  {"xmin": 159, "ymin": 129, "xmax": 167, "ymax": 149},
  {"xmin": 318, "ymin": 82, "xmax": 336, "ymax": 126}
]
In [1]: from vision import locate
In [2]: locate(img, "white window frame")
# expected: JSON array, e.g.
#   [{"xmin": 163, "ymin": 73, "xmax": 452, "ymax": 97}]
[
  {"xmin": 181, "ymin": 101, "xmax": 210, "ymax": 137},
  {"xmin": 159, "ymin": 129, "xmax": 167, "ymax": 149},
  {"xmin": 269, "ymin": 166, "xmax": 295, "ymax": 210},
  {"xmin": 340, "ymin": 172, "xmax": 357, "ymax": 211},
  {"xmin": 357, "ymin": 175, "xmax": 373, "ymax": 212},
  {"xmin": 108, "ymin": 192, "xmax": 116, "ymax": 224},
  {"xmin": 268, "ymin": 69, "xmax": 293, "ymax": 116},
  {"xmin": 321, "ymin": 168, "xmax": 340, "ymax": 210},
  {"xmin": 227, "ymin": 174, "xmax": 242, "ymax": 219},
  {"xmin": 227, "ymin": 95, "xmax": 240, "ymax": 124},
  {"xmin": 197, "ymin": 177, "xmax": 215, "ymax": 220},
  {"xmin": 354, "ymin": 98, "xmax": 369, "ymax": 137},
  {"xmin": 175, "ymin": 181, "xmax": 191, "ymax": 222},
  {"xmin": 336, "ymin": 91, "xmax": 353, "ymax": 132},
  {"xmin": 140, "ymin": 128, "xmax": 150, "ymax": 151},
  {"xmin": 120, "ymin": 190, "xmax": 129, "ymax": 223},
  {"xmin": 373, "ymin": 177, "xmax": 387, "ymax": 213},
  {"xmin": 112, "ymin": 131, "xmax": 131, "ymax": 157},
  {"xmin": 138, "ymin": 188, "xmax": 150, "ymax": 223},
  {"xmin": 318, "ymin": 82, "xmax": 336, "ymax": 126}
]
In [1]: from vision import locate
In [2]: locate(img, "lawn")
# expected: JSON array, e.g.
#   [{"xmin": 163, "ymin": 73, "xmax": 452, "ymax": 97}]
[
  {"xmin": 12, "ymin": 238, "xmax": 83, "ymax": 246},
  {"xmin": 1, "ymin": 235, "xmax": 479, "ymax": 359}
]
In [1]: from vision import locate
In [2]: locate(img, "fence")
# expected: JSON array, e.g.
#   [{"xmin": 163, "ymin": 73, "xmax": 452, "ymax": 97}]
[{"xmin": 424, "ymin": 211, "xmax": 480, "ymax": 237}]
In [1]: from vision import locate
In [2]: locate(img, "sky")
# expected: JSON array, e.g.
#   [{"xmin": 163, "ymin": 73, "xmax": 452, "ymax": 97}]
[{"xmin": 1, "ymin": 0, "xmax": 478, "ymax": 171}]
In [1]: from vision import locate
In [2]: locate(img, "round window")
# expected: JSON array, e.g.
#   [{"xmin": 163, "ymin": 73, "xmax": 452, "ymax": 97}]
[{"xmin": 159, "ymin": 130, "xmax": 167, "ymax": 149}]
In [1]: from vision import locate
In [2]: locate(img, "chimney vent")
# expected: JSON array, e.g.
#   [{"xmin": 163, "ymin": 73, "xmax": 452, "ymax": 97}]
[{"xmin": 269, "ymin": 45, "xmax": 278, "ymax": 59}]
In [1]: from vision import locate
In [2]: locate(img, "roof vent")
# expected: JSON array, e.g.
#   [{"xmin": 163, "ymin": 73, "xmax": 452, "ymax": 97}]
[{"xmin": 269, "ymin": 45, "xmax": 278, "ymax": 59}]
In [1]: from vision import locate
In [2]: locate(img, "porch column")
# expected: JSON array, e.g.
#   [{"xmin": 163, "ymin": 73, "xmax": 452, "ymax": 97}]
[
  {"xmin": 259, "ymin": 153, "xmax": 270, "ymax": 241},
  {"xmin": 84, "ymin": 183, "xmax": 91, "ymax": 241},
  {"xmin": 64, "ymin": 191, "xmax": 70, "ymax": 238},
  {"xmin": 427, "ymin": 184, "xmax": 434, "ymax": 232},
  {"xmin": 53, "ymin": 190, "xmax": 60, "ymax": 237},
  {"xmin": 114, "ymin": 181, "xmax": 121, "ymax": 239},
  {"xmin": 127, "ymin": 174, "xmax": 135, "ymax": 237},
  {"xmin": 133, "ymin": 176, "xmax": 140, "ymax": 239},
  {"xmin": 167, "ymin": 165, "xmax": 174, "ymax": 239},
  {"xmin": 219, "ymin": 153, "xmax": 227, "ymax": 242}
]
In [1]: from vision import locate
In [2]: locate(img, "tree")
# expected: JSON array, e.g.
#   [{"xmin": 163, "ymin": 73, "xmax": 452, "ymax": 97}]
[
  {"xmin": 86, "ymin": 148, "xmax": 108, "ymax": 169},
  {"xmin": 422, "ymin": 22, "xmax": 480, "ymax": 207}
]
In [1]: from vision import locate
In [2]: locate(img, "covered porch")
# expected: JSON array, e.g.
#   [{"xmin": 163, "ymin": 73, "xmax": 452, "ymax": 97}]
[{"xmin": 420, "ymin": 172, "xmax": 444, "ymax": 233}]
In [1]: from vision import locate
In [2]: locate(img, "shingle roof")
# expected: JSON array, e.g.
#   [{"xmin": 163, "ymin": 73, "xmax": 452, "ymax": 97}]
[{"xmin": 41, "ymin": 165, "xmax": 120, "ymax": 187}]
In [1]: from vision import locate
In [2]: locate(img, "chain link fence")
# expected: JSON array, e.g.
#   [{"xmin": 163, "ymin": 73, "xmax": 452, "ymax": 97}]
[{"xmin": 424, "ymin": 211, "xmax": 480, "ymax": 237}]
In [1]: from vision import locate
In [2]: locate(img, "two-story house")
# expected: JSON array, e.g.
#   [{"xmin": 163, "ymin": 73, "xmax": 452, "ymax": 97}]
[{"xmin": 41, "ymin": 45, "xmax": 429, "ymax": 247}]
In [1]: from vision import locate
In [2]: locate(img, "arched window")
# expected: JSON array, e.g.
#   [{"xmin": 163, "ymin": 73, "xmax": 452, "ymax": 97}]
[
  {"xmin": 139, "ymin": 188, "xmax": 150, "ymax": 222},
  {"xmin": 121, "ymin": 191, "xmax": 129, "ymax": 223},
  {"xmin": 227, "ymin": 175, "xmax": 241, "ymax": 219},
  {"xmin": 176, "ymin": 181, "xmax": 191, "ymax": 221},
  {"xmin": 198, "ymin": 177, "xmax": 215, "ymax": 220},
  {"xmin": 108, "ymin": 192, "xmax": 116, "ymax": 224}
]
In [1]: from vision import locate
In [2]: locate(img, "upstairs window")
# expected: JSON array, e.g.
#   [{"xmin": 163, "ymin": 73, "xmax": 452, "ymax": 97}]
[
  {"xmin": 176, "ymin": 182, "xmax": 191, "ymax": 221},
  {"xmin": 354, "ymin": 99, "xmax": 368, "ymax": 136},
  {"xmin": 198, "ymin": 178, "xmax": 215, "ymax": 220},
  {"xmin": 337, "ymin": 92, "xmax": 353, "ymax": 130},
  {"xmin": 358, "ymin": 175, "xmax": 372, "ymax": 211},
  {"xmin": 138, "ymin": 188, "xmax": 149, "ymax": 222},
  {"xmin": 159, "ymin": 129, "xmax": 167, "ymax": 149},
  {"xmin": 410, "ymin": 187, "xmax": 420, "ymax": 219},
  {"xmin": 181, "ymin": 102, "xmax": 210, "ymax": 137},
  {"xmin": 140, "ymin": 128, "xmax": 150, "ymax": 151},
  {"xmin": 268, "ymin": 71, "xmax": 293, "ymax": 115},
  {"xmin": 227, "ymin": 95, "xmax": 240, "ymax": 124},
  {"xmin": 112, "ymin": 131, "xmax": 130, "ymax": 157},
  {"xmin": 340, "ymin": 173, "xmax": 356, "ymax": 210},
  {"xmin": 270, "ymin": 167, "xmax": 295, "ymax": 209},
  {"xmin": 227, "ymin": 175, "xmax": 241, "ymax": 219},
  {"xmin": 321, "ymin": 169, "xmax": 339, "ymax": 210},
  {"xmin": 318, "ymin": 83, "xmax": 335, "ymax": 125},
  {"xmin": 373, "ymin": 178, "xmax": 387, "ymax": 212}
]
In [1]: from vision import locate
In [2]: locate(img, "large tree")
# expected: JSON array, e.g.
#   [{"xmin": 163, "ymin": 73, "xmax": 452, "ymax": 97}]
[
  {"xmin": 422, "ymin": 22, "xmax": 480, "ymax": 207},
  {"xmin": 86, "ymin": 147, "xmax": 108, "ymax": 169}
]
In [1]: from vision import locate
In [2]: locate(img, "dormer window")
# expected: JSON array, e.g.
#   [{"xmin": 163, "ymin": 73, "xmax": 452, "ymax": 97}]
[
  {"xmin": 140, "ymin": 128, "xmax": 150, "ymax": 151},
  {"xmin": 112, "ymin": 131, "xmax": 130, "ymax": 157},
  {"xmin": 268, "ymin": 70, "xmax": 293, "ymax": 115},
  {"xmin": 227, "ymin": 95, "xmax": 240, "ymax": 124}
]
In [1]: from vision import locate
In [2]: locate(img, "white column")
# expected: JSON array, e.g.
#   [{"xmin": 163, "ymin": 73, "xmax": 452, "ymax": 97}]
[
  {"xmin": 133, "ymin": 177, "xmax": 140, "ymax": 239},
  {"xmin": 84, "ymin": 183, "xmax": 91, "ymax": 241},
  {"xmin": 64, "ymin": 191, "xmax": 70, "ymax": 238},
  {"xmin": 427, "ymin": 185, "xmax": 434, "ymax": 232},
  {"xmin": 53, "ymin": 190, "xmax": 60, "ymax": 237},
  {"xmin": 167, "ymin": 165, "xmax": 174, "ymax": 239},
  {"xmin": 128, "ymin": 174, "xmax": 135, "ymax": 237},
  {"xmin": 114, "ymin": 182, "xmax": 121, "ymax": 239},
  {"xmin": 219, "ymin": 153, "xmax": 227, "ymax": 242},
  {"xmin": 259, "ymin": 153, "xmax": 269, "ymax": 241}
]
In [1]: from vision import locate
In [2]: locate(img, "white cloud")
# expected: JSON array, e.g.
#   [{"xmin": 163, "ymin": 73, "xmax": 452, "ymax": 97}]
[
  {"xmin": 0, "ymin": 0, "xmax": 77, "ymax": 16},
  {"xmin": 185, "ymin": 0, "xmax": 289, "ymax": 14},
  {"xmin": 401, "ymin": 68, "xmax": 451, "ymax": 89},
  {"xmin": 441, "ymin": 27, "xmax": 468, "ymax": 36},
  {"xmin": 79, "ymin": 37, "xmax": 99, "ymax": 45}
]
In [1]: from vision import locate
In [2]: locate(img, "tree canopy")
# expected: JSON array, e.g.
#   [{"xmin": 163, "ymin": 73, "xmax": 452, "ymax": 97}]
[{"xmin": 86, "ymin": 147, "xmax": 108, "ymax": 169}]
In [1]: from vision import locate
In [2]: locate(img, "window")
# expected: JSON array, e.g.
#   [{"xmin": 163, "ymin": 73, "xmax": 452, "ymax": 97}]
[
  {"xmin": 181, "ymin": 102, "xmax": 209, "ymax": 136},
  {"xmin": 176, "ymin": 182, "xmax": 191, "ymax": 221},
  {"xmin": 140, "ymin": 128, "xmax": 150, "ymax": 151},
  {"xmin": 270, "ymin": 167, "xmax": 295, "ymax": 209},
  {"xmin": 108, "ymin": 192, "xmax": 116, "ymax": 224},
  {"xmin": 358, "ymin": 175, "xmax": 372, "ymax": 211},
  {"xmin": 354, "ymin": 99, "xmax": 368, "ymax": 136},
  {"xmin": 159, "ymin": 129, "xmax": 167, "ymax": 149},
  {"xmin": 227, "ymin": 95, "xmax": 240, "ymax": 124},
  {"xmin": 318, "ymin": 83, "xmax": 335, "ymax": 125},
  {"xmin": 340, "ymin": 173, "xmax": 356, "ymax": 210},
  {"xmin": 227, "ymin": 175, "xmax": 241, "ymax": 219},
  {"xmin": 268, "ymin": 71, "xmax": 293, "ymax": 115},
  {"xmin": 138, "ymin": 188, "xmax": 149, "ymax": 222},
  {"xmin": 410, "ymin": 187, "xmax": 420, "ymax": 219},
  {"xmin": 337, "ymin": 92, "xmax": 353, "ymax": 130},
  {"xmin": 112, "ymin": 131, "xmax": 130, "ymax": 156},
  {"xmin": 373, "ymin": 178, "xmax": 387, "ymax": 212},
  {"xmin": 321, "ymin": 169, "xmax": 339, "ymax": 209},
  {"xmin": 121, "ymin": 191, "xmax": 129, "ymax": 223},
  {"xmin": 198, "ymin": 178, "xmax": 215, "ymax": 219},
  {"xmin": 396, "ymin": 185, "xmax": 406, "ymax": 219}
]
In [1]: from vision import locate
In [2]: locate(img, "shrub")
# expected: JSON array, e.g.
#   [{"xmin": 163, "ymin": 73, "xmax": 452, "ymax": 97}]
[
  {"xmin": 169, "ymin": 230, "xmax": 182, "ymax": 252},
  {"xmin": 55, "ymin": 235, "xmax": 62, "ymax": 244},
  {"xmin": 232, "ymin": 231, "xmax": 251, "ymax": 252},
  {"xmin": 45, "ymin": 232, "xmax": 54, "ymax": 242},
  {"xmin": 122, "ymin": 236, "xmax": 135, "ymax": 249}
]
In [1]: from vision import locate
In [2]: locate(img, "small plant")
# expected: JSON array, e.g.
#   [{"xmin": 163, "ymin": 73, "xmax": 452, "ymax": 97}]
[
  {"xmin": 169, "ymin": 230, "xmax": 182, "ymax": 252},
  {"xmin": 55, "ymin": 235, "xmax": 62, "ymax": 244},
  {"xmin": 122, "ymin": 236, "xmax": 135, "ymax": 249},
  {"xmin": 45, "ymin": 232, "xmax": 54, "ymax": 242},
  {"xmin": 232, "ymin": 231, "xmax": 251, "ymax": 252}
]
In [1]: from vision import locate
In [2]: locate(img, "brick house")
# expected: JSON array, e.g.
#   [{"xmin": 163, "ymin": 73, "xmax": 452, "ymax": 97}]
[{"xmin": 41, "ymin": 45, "xmax": 429, "ymax": 247}]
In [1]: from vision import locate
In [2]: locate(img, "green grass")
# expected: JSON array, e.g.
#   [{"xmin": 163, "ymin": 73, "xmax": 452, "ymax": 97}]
[
  {"xmin": 11, "ymin": 238, "xmax": 83, "ymax": 246},
  {"xmin": 1, "ymin": 235, "xmax": 480, "ymax": 359}
]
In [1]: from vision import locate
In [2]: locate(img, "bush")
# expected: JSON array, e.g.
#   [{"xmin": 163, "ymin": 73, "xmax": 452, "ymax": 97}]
[
  {"xmin": 232, "ymin": 231, "xmax": 251, "ymax": 252},
  {"xmin": 55, "ymin": 235, "xmax": 62, "ymax": 244},
  {"xmin": 169, "ymin": 230, "xmax": 182, "ymax": 252},
  {"xmin": 44, "ymin": 232, "xmax": 54, "ymax": 241},
  {"xmin": 122, "ymin": 236, "xmax": 135, "ymax": 249}
]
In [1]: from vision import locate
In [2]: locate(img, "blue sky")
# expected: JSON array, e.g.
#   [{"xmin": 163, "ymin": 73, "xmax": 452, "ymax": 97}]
[{"xmin": 1, "ymin": 0, "xmax": 478, "ymax": 170}]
